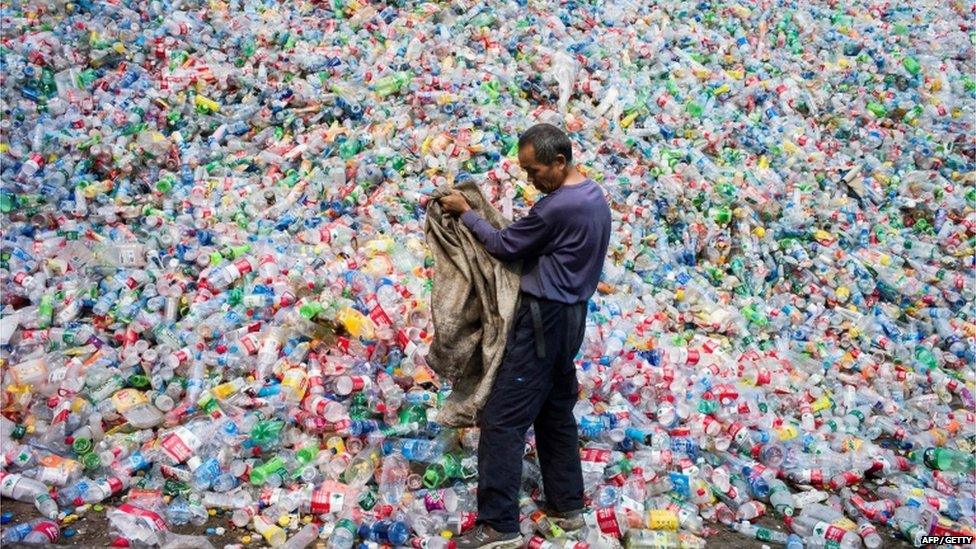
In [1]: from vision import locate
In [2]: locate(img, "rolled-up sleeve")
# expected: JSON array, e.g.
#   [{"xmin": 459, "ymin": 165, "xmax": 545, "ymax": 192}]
[{"xmin": 460, "ymin": 209, "xmax": 550, "ymax": 262}]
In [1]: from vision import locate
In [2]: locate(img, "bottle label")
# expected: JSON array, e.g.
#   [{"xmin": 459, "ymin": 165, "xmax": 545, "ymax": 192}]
[
  {"xmin": 396, "ymin": 330, "xmax": 411, "ymax": 350},
  {"xmin": 647, "ymin": 510, "xmax": 679, "ymax": 530},
  {"xmin": 0, "ymin": 473, "xmax": 18, "ymax": 497},
  {"xmin": 239, "ymin": 334, "xmax": 259, "ymax": 355},
  {"xmin": 459, "ymin": 512, "xmax": 477, "ymax": 533},
  {"xmin": 254, "ymin": 516, "xmax": 284, "ymax": 543},
  {"xmin": 311, "ymin": 486, "xmax": 346, "ymax": 514},
  {"xmin": 929, "ymin": 519, "xmax": 969, "ymax": 538},
  {"xmin": 233, "ymin": 258, "xmax": 253, "ymax": 275},
  {"xmin": 124, "ymin": 452, "xmax": 150, "ymax": 473},
  {"xmin": 278, "ymin": 290, "xmax": 296, "ymax": 307},
  {"xmin": 668, "ymin": 472, "xmax": 690, "ymax": 497},
  {"xmin": 160, "ymin": 427, "xmax": 198, "ymax": 463},
  {"xmin": 755, "ymin": 368, "xmax": 771, "ymax": 385},
  {"xmin": 834, "ymin": 470, "xmax": 860, "ymax": 487},
  {"xmin": 808, "ymin": 469, "xmax": 824, "ymax": 485},
  {"xmin": 423, "ymin": 489, "xmax": 448, "ymax": 512},
  {"xmin": 369, "ymin": 305, "xmax": 393, "ymax": 327},
  {"xmin": 36, "ymin": 456, "xmax": 78, "ymax": 485},
  {"xmin": 595, "ymin": 507, "xmax": 622, "ymax": 537},
  {"xmin": 281, "ymin": 369, "xmax": 308, "ymax": 400},
  {"xmin": 112, "ymin": 388, "xmax": 148, "ymax": 413},
  {"xmin": 117, "ymin": 503, "xmax": 168, "ymax": 532},
  {"xmin": 103, "ymin": 476, "xmax": 124, "ymax": 495},
  {"xmin": 198, "ymin": 457, "xmax": 221, "ymax": 478},
  {"xmin": 828, "ymin": 516, "xmax": 857, "ymax": 531},
  {"xmin": 815, "ymin": 522, "xmax": 846, "ymax": 542},
  {"xmin": 342, "ymin": 376, "xmax": 367, "ymax": 393},
  {"xmin": 305, "ymin": 395, "xmax": 324, "ymax": 415},
  {"xmin": 580, "ymin": 447, "xmax": 612, "ymax": 464},
  {"xmin": 31, "ymin": 521, "xmax": 60, "ymax": 542},
  {"xmin": 213, "ymin": 379, "xmax": 242, "ymax": 400}
]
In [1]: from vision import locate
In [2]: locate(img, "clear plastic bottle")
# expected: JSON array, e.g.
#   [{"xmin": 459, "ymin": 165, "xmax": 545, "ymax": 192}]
[
  {"xmin": 733, "ymin": 520, "xmax": 790, "ymax": 544},
  {"xmin": 787, "ymin": 514, "xmax": 862, "ymax": 549},
  {"xmin": 21, "ymin": 520, "xmax": 60, "ymax": 544},
  {"xmin": 0, "ymin": 472, "xmax": 58, "ymax": 518}
]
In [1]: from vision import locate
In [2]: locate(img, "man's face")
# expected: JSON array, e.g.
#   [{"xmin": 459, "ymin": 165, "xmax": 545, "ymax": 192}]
[{"xmin": 518, "ymin": 144, "xmax": 566, "ymax": 194}]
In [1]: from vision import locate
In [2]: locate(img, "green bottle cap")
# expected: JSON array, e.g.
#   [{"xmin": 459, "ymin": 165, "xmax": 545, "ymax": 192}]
[
  {"xmin": 72, "ymin": 437, "xmax": 93, "ymax": 455},
  {"xmin": 0, "ymin": 192, "xmax": 17, "ymax": 213},
  {"xmin": 128, "ymin": 374, "xmax": 150, "ymax": 389},
  {"xmin": 82, "ymin": 451, "xmax": 101, "ymax": 470},
  {"xmin": 358, "ymin": 489, "xmax": 377, "ymax": 510},
  {"xmin": 300, "ymin": 301, "xmax": 324, "ymax": 320}
]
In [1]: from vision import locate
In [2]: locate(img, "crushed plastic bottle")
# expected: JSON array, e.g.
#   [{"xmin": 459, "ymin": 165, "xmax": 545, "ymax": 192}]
[{"xmin": 1, "ymin": 0, "xmax": 974, "ymax": 547}]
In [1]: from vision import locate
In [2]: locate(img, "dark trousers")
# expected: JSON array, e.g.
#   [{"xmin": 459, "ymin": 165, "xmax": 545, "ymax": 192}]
[{"xmin": 477, "ymin": 294, "xmax": 587, "ymax": 533}]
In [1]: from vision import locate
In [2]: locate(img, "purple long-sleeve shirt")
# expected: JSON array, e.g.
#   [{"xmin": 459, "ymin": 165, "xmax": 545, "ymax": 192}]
[{"xmin": 461, "ymin": 179, "xmax": 611, "ymax": 304}]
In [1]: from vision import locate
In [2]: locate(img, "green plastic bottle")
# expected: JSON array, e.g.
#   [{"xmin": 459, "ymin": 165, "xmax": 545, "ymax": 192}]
[
  {"xmin": 37, "ymin": 294, "xmax": 54, "ymax": 329},
  {"xmin": 299, "ymin": 300, "xmax": 324, "ymax": 320},
  {"xmin": 914, "ymin": 346, "xmax": 937, "ymax": 372},
  {"xmin": 250, "ymin": 456, "xmax": 287, "ymax": 486},
  {"xmin": 294, "ymin": 444, "xmax": 320, "ymax": 470},
  {"xmin": 902, "ymin": 56, "xmax": 921, "ymax": 76},
  {"xmin": 0, "ymin": 191, "xmax": 17, "ymax": 213},
  {"xmin": 250, "ymin": 419, "xmax": 284, "ymax": 447},
  {"xmin": 741, "ymin": 304, "xmax": 769, "ymax": 327},
  {"xmin": 919, "ymin": 447, "xmax": 975, "ymax": 473},
  {"xmin": 373, "ymin": 71, "xmax": 411, "ymax": 98},
  {"xmin": 338, "ymin": 138, "xmax": 362, "ymax": 159},
  {"xmin": 422, "ymin": 453, "xmax": 461, "ymax": 489},
  {"xmin": 709, "ymin": 205, "xmax": 732, "ymax": 225}
]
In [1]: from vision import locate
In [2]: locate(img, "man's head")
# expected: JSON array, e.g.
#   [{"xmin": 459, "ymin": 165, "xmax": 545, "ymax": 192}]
[{"xmin": 517, "ymin": 124, "xmax": 573, "ymax": 194}]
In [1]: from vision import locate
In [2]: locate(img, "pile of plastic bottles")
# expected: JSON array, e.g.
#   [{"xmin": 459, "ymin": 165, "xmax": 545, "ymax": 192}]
[{"xmin": 1, "ymin": 0, "xmax": 974, "ymax": 546}]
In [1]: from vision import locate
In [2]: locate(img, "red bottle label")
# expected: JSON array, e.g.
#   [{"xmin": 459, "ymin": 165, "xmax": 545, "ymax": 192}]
[
  {"xmin": 116, "ymin": 503, "xmax": 167, "ymax": 532},
  {"xmin": 595, "ymin": 507, "xmax": 622, "ymax": 537}
]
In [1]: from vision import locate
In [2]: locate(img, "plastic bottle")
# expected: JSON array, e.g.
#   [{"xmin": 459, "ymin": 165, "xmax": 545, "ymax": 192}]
[
  {"xmin": 787, "ymin": 514, "xmax": 862, "ymax": 549},
  {"xmin": 328, "ymin": 518, "xmax": 359, "ymax": 549},
  {"xmin": 56, "ymin": 475, "xmax": 129, "ymax": 506},
  {"xmin": 106, "ymin": 503, "xmax": 169, "ymax": 546},
  {"xmin": 379, "ymin": 453, "xmax": 410, "ymax": 505},
  {"xmin": 253, "ymin": 515, "xmax": 287, "ymax": 547},
  {"xmin": 21, "ymin": 520, "xmax": 60, "ymax": 544},
  {"xmin": 360, "ymin": 520, "xmax": 410, "ymax": 545},
  {"xmin": 282, "ymin": 523, "xmax": 320, "ymax": 549},
  {"xmin": 624, "ymin": 529, "xmax": 706, "ymax": 549},
  {"xmin": 0, "ymin": 472, "xmax": 58, "ymax": 518},
  {"xmin": 915, "ymin": 447, "xmax": 976, "ymax": 473},
  {"xmin": 1, "ymin": 519, "xmax": 45, "ymax": 544},
  {"xmin": 733, "ymin": 520, "xmax": 790, "ymax": 544}
]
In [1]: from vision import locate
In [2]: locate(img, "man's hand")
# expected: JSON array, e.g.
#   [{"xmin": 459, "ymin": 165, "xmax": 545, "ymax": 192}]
[{"xmin": 439, "ymin": 190, "xmax": 472, "ymax": 216}]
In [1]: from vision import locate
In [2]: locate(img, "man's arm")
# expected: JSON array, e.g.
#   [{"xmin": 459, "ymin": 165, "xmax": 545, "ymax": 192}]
[{"xmin": 460, "ymin": 209, "xmax": 550, "ymax": 262}]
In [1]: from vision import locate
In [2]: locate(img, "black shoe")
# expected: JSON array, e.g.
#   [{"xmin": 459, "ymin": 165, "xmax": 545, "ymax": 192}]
[{"xmin": 454, "ymin": 524, "xmax": 524, "ymax": 549}]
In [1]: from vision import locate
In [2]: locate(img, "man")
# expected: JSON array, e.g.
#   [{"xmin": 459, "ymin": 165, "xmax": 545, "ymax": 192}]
[{"xmin": 438, "ymin": 124, "xmax": 612, "ymax": 548}]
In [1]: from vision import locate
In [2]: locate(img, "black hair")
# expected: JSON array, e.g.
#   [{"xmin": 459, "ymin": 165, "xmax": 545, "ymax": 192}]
[{"xmin": 518, "ymin": 123, "xmax": 573, "ymax": 165}]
